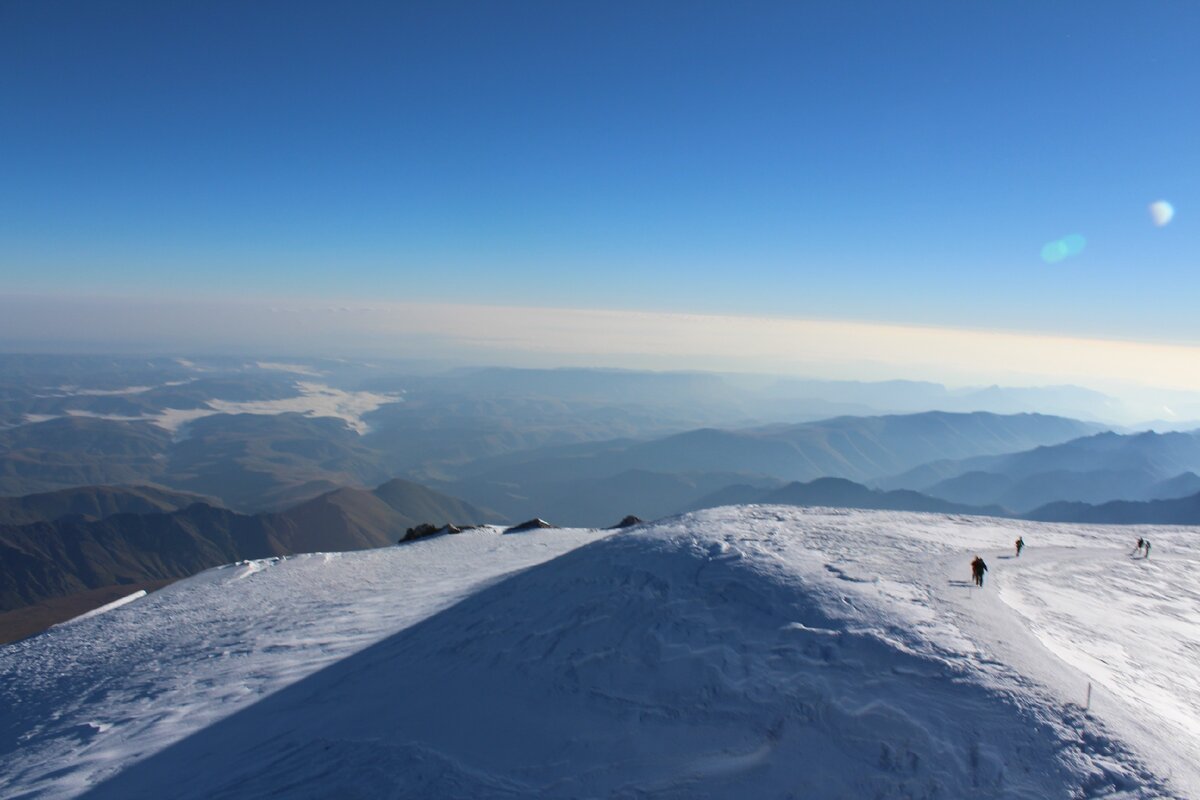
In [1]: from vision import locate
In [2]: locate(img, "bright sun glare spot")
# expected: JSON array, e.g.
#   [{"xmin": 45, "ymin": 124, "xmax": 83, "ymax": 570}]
[
  {"xmin": 1149, "ymin": 200, "xmax": 1175, "ymax": 227},
  {"xmin": 1040, "ymin": 233, "xmax": 1086, "ymax": 264}
]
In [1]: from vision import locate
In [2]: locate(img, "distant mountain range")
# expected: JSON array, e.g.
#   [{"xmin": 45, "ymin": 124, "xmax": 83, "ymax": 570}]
[
  {"xmin": 440, "ymin": 411, "xmax": 1101, "ymax": 525},
  {"xmin": 0, "ymin": 479, "xmax": 501, "ymax": 642},
  {"xmin": 445, "ymin": 468, "xmax": 783, "ymax": 530},
  {"xmin": 760, "ymin": 378, "xmax": 1126, "ymax": 421},
  {"xmin": 683, "ymin": 474, "xmax": 1200, "ymax": 527},
  {"xmin": 687, "ymin": 477, "xmax": 1008, "ymax": 517},
  {"xmin": 1026, "ymin": 492, "xmax": 1200, "ymax": 525},
  {"xmin": 461, "ymin": 411, "xmax": 1100, "ymax": 483},
  {"xmin": 880, "ymin": 430, "xmax": 1200, "ymax": 512},
  {"xmin": 2, "ymin": 357, "xmax": 1159, "ymax": 514}
]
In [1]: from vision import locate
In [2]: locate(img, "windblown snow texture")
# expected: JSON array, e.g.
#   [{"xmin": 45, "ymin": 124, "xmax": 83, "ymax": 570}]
[{"xmin": 1, "ymin": 508, "xmax": 1196, "ymax": 799}]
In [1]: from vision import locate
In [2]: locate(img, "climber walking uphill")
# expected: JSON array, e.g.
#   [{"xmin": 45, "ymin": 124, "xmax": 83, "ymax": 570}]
[
  {"xmin": 1015, "ymin": 536, "xmax": 1025, "ymax": 557},
  {"xmin": 971, "ymin": 555, "xmax": 988, "ymax": 587}
]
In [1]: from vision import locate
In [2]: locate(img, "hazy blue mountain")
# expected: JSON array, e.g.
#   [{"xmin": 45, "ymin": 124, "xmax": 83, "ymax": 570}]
[
  {"xmin": 362, "ymin": 396, "xmax": 686, "ymax": 478},
  {"xmin": 1123, "ymin": 419, "xmax": 1200, "ymax": 433},
  {"xmin": 916, "ymin": 470, "xmax": 1015, "ymax": 508},
  {"xmin": 886, "ymin": 430, "xmax": 1200, "ymax": 512},
  {"xmin": 453, "ymin": 411, "xmax": 1101, "ymax": 487},
  {"xmin": 440, "ymin": 412, "xmax": 1097, "ymax": 525},
  {"xmin": 686, "ymin": 477, "xmax": 1005, "ymax": 517},
  {"xmin": 950, "ymin": 385, "xmax": 1121, "ymax": 421},
  {"xmin": 409, "ymin": 367, "xmax": 741, "ymax": 406},
  {"xmin": 1026, "ymin": 491, "xmax": 1200, "ymax": 525},
  {"xmin": 679, "ymin": 483, "xmax": 769, "ymax": 511},
  {"xmin": 922, "ymin": 468, "xmax": 1162, "ymax": 514},
  {"xmin": 760, "ymin": 379, "xmax": 1122, "ymax": 420},
  {"xmin": 444, "ymin": 468, "xmax": 781, "ymax": 528},
  {"xmin": 1147, "ymin": 471, "xmax": 1200, "ymax": 500},
  {"xmin": 404, "ymin": 369, "xmax": 1145, "ymax": 430}
]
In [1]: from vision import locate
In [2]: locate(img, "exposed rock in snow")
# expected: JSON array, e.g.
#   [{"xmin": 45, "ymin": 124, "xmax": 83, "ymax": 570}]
[
  {"xmin": 401, "ymin": 522, "xmax": 474, "ymax": 542},
  {"xmin": 504, "ymin": 517, "xmax": 555, "ymax": 533}
]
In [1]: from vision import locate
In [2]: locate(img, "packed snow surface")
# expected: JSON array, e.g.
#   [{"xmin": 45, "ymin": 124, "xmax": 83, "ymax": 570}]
[{"xmin": 1, "ymin": 507, "xmax": 1197, "ymax": 799}]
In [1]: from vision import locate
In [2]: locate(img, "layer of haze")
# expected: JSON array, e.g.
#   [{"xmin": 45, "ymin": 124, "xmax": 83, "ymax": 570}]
[{"xmin": 5, "ymin": 294, "xmax": 1200, "ymax": 398}]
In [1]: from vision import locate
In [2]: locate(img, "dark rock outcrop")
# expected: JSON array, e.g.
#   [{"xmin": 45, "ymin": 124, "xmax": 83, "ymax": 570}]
[
  {"xmin": 504, "ymin": 518, "xmax": 555, "ymax": 533},
  {"xmin": 400, "ymin": 522, "xmax": 480, "ymax": 543},
  {"xmin": 609, "ymin": 515, "xmax": 644, "ymax": 529},
  {"xmin": 402, "ymin": 523, "xmax": 442, "ymax": 542}
]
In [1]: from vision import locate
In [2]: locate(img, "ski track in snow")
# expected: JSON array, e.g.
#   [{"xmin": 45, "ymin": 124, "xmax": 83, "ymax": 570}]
[{"xmin": 0, "ymin": 508, "xmax": 1197, "ymax": 799}]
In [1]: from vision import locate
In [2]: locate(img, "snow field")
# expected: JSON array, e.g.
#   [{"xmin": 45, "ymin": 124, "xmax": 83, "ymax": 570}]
[
  {"xmin": 0, "ymin": 527, "xmax": 603, "ymax": 798},
  {"xmin": 0, "ymin": 507, "xmax": 1196, "ymax": 799}
]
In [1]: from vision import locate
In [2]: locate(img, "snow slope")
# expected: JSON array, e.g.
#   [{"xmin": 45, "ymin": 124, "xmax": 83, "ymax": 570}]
[{"xmin": 1, "ymin": 508, "xmax": 1197, "ymax": 799}]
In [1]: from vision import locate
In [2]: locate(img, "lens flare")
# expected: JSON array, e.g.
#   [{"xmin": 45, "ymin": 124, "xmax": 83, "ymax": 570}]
[
  {"xmin": 1040, "ymin": 233, "xmax": 1086, "ymax": 264},
  {"xmin": 1149, "ymin": 200, "xmax": 1175, "ymax": 227}
]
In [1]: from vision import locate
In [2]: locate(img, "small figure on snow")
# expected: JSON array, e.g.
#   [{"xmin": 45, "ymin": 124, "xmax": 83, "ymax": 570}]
[
  {"xmin": 1144, "ymin": 539, "xmax": 1151, "ymax": 559},
  {"xmin": 1015, "ymin": 536, "xmax": 1025, "ymax": 557},
  {"xmin": 1136, "ymin": 537, "xmax": 1144, "ymax": 555},
  {"xmin": 971, "ymin": 555, "xmax": 988, "ymax": 588}
]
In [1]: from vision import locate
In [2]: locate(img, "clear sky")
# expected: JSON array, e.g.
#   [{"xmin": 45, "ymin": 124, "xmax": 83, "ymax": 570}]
[{"xmin": 1, "ymin": 1, "xmax": 1198, "ymax": 375}]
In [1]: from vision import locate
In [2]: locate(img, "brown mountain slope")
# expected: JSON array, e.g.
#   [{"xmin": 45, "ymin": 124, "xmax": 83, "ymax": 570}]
[
  {"xmin": 0, "ymin": 479, "xmax": 502, "ymax": 642},
  {"xmin": 269, "ymin": 479, "xmax": 502, "ymax": 552},
  {"xmin": 0, "ymin": 484, "xmax": 217, "ymax": 526}
]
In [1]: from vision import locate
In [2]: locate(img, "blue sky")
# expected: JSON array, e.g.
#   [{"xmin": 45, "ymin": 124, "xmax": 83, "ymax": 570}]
[{"xmin": 1, "ymin": 1, "xmax": 1197, "ymax": 347}]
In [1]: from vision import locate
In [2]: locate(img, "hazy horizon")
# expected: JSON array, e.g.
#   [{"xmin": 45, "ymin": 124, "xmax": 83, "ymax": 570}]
[{"xmin": 5, "ymin": 293, "xmax": 1200, "ymax": 407}]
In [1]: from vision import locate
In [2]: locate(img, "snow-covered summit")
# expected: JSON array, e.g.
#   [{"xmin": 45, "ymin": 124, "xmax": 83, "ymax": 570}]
[{"xmin": 1, "ymin": 508, "xmax": 1197, "ymax": 798}]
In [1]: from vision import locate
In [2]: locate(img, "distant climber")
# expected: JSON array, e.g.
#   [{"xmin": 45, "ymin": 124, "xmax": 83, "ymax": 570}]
[
  {"xmin": 1015, "ymin": 536, "xmax": 1024, "ymax": 557},
  {"xmin": 1136, "ymin": 537, "xmax": 1144, "ymax": 555},
  {"xmin": 1144, "ymin": 539, "xmax": 1151, "ymax": 559},
  {"xmin": 971, "ymin": 556, "xmax": 988, "ymax": 587}
]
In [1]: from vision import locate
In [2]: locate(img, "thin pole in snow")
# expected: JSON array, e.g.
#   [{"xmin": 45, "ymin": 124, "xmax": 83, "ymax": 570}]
[{"xmin": 1085, "ymin": 682, "xmax": 1092, "ymax": 712}]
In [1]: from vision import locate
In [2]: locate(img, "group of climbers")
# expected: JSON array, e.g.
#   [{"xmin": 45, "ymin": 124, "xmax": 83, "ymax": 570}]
[
  {"xmin": 968, "ymin": 535, "xmax": 1021, "ymax": 588},
  {"xmin": 971, "ymin": 532, "xmax": 1157, "ymax": 589},
  {"xmin": 1135, "ymin": 537, "xmax": 1152, "ymax": 559},
  {"xmin": 970, "ymin": 555, "xmax": 988, "ymax": 587}
]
